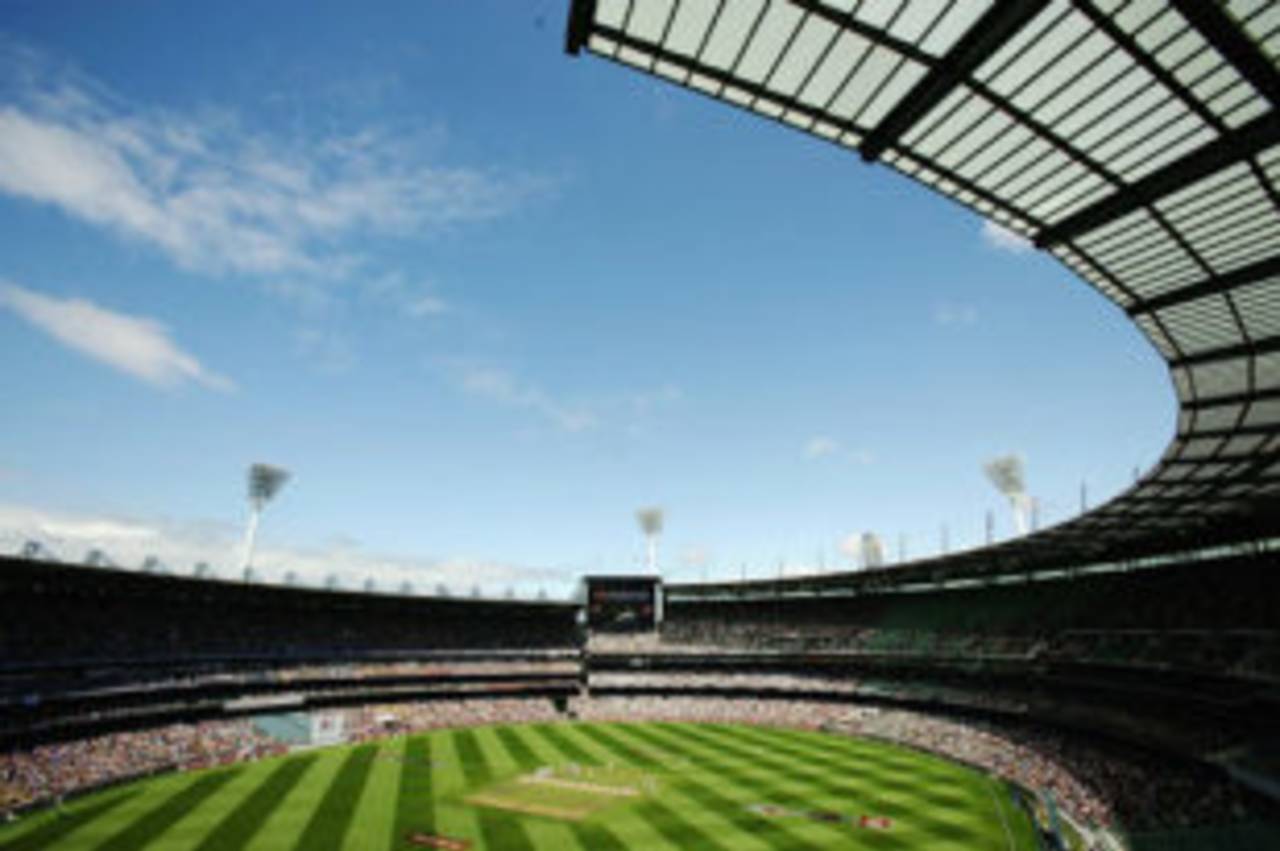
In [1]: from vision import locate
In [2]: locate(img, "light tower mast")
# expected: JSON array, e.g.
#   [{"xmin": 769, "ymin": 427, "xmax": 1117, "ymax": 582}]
[
  {"xmin": 241, "ymin": 463, "xmax": 289, "ymax": 573},
  {"xmin": 636, "ymin": 507, "xmax": 664, "ymax": 574}
]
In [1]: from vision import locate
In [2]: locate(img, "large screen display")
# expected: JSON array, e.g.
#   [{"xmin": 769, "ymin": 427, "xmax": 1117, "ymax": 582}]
[{"xmin": 585, "ymin": 577, "xmax": 660, "ymax": 631}]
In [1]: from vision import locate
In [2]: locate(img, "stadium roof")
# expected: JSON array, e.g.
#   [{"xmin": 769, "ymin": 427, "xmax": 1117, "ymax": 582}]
[{"xmin": 566, "ymin": 0, "xmax": 1280, "ymax": 587}]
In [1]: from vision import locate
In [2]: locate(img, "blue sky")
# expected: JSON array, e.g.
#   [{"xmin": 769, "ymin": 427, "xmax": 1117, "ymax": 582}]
[{"xmin": 0, "ymin": 1, "xmax": 1173, "ymax": 595}]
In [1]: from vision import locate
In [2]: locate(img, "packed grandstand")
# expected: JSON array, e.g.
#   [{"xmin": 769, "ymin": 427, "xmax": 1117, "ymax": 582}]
[
  {"xmin": 3, "ymin": 534, "xmax": 1279, "ymax": 848},
  {"xmin": 4, "ymin": 1, "xmax": 1280, "ymax": 850}
]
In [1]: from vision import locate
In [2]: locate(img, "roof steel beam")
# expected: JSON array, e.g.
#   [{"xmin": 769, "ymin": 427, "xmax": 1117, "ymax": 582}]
[
  {"xmin": 858, "ymin": 0, "xmax": 1051, "ymax": 163},
  {"xmin": 1169, "ymin": 0, "xmax": 1280, "ymax": 109},
  {"xmin": 583, "ymin": 22, "xmax": 866, "ymax": 136},
  {"xmin": 1128, "ymin": 255, "xmax": 1280, "ymax": 316},
  {"xmin": 564, "ymin": 0, "xmax": 597, "ymax": 56},
  {"xmin": 1179, "ymin": 424, "xmax": 1280, "ymax": 440},
  {"xmin": 786, "ymin": 0, "xmax": 936, "ymax": 67},
  {"xmin": 1170, "ymin": 334, "xmax": 1280, "ymax": 369},
  {"xmin": 1163, "ymin": 454, "xmax": 1271, "ymax": 467},
  {"xmin": 1187, "ymin": 386, "xmax": 1280, "ymax": 410},
  {"xmin": 1034, "ymin": 113, "xmax": 1280, "ymax": 248},
  {"xmin": 1071, "ymin": 1, "xmax": 1224, "ymax": 131},
  {"xmin": 575, "ymin": 20, "xmax": 1043, "ymax": 229}
]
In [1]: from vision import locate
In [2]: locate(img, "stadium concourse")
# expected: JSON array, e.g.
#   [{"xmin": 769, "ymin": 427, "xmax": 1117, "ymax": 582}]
[{"xmin": 4, "ymin": 1, "xmax": 1280, "ymax": 850}]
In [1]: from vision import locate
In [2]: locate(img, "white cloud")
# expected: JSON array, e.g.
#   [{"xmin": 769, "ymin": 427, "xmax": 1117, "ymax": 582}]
[
  {"xmin": 981, "ymin": 219, "xmax": 1033, "ymax": 254},
  {"xmin": 933, "ymin": 303, "xmax": 979, "ymax": 326},
  {"xmin": 355, "ymin": 270, "xmax": 455, "ymax": 321},
  {"xmin": 0, "ymin": 504, "xmax": 160, "ymax": 544},
  {"xmin": 0, "ymin": 502, "xmax": 574, "ymax": 597},
  {"xmin": 0, "ymin": 281, "xmax": 234, "ymax": 391},
  {"xmin": 0, "ymin": 47, "xmax": 549, "ymax": 282},
  {"xmin": 454, "ymin": 364, "xmax": 598, "ymax": 433},
  {"xmin": 262, "ymin": 279, "xmax": 340, "ymax": 316},
  {"xmin": 804, "ymin": 436, "xmax": 841, "ymax": 460},
  {"xmin": 803, "ymin": 436, "xmax": 874, "ymax": 464},
  {"xmin": 442, "ymin": 362, "xmax": 683, "ymax": 436},
  {"xmin": 405, "ymin": 295, "xmax": 449, "ymax": 318},
  {"xmin": 625, "ymin": 383, "xmax": 682, "ymax": 414},
  {"xmin": 293, "ymin": 325, "xmax": 356, "ymax": 375}
]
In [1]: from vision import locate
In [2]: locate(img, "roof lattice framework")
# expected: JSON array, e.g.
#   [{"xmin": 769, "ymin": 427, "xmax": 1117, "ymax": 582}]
[{"xmin": 566, "ymin": 0, "xmax": 1280, "ymax": 586}]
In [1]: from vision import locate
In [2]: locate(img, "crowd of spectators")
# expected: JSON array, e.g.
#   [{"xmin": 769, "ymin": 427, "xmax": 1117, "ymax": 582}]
[
  {"xmin": 1, "ymin": 719, "xmax": 285, "ymax": 812},
  {"xmin": 0, "ymin": 655, "xmax": 580, "ymax": 747},
  {"xmin": 573, "ymin": 696, "xmax": 1250, "ymax": 832},
  {"xmin": 587, "ymin": 632, "xmax": 666, "ymax": 653},
  {"xmin": 1, "ymin": 698, "xmax": 564, "ymax": 815},
  {"xmin": 344, "ymin": 698, "xmax": 562, "ymax": 741},
  {"xmin": 2, "ymin": 691, "xmax": 1257, "ymax": 837},
  {"xmin": 587, "ymin": 672, "xmax": 862, "ymax": 693},
  {"xmin": 571, "ymin": 694, "xmax": 849, "ymax": 729},
  {"xmin": 660, "ymin": 558, "xmax": 1280, "ymax": 681},
  {"xmin": 4, "ymin": 657, "xmax": 579, "ymax": 701},
  {"xmin": 661, "ymin": 619, "xmax": 1280, "ymax": 680},
  {"xmin": 831, "ymin": 707, "xmax": 1247, "ymax": 832},
  {"xmin": 272, "ymin": 659, "xmax": 579, "ymax": 682}
]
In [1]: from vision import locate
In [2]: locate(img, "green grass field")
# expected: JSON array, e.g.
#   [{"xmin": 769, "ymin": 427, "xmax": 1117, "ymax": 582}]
[{"xmin": 0, "ymin": 722, "xmax": 1038, "ymax": 850}]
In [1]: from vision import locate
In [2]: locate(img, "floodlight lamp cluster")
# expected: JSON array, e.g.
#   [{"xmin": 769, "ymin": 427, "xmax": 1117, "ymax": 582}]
[
  {"xmin": 636, "ymin": 506, "xmax": 665, "ymax": 574},
  {"xmin": 248, "ymin": 463, "xmax": 290, "ymax": 507},
  {"xmin": 636, "ymin": 507, "xmax": 664, "ymax": 535}
]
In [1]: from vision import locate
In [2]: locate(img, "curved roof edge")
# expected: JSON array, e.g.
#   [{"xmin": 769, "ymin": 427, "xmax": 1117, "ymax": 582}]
[{"xmin": 566, "ymin": 0, "xmax": 1280, "ymax": 587}]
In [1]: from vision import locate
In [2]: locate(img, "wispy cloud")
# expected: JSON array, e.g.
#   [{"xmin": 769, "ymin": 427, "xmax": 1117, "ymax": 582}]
[
  {"xmin": 0, "ymin": 44, "xmax": 550, "ymax": 282},
  {"xmin": 439, "ymin": 361, "xmax": 681, "ymax": 436},
  {"xmin": 363, "ymin": 271, "xmax": 451, "ymax": 319},
  {"xmin": 981, "ymin": 219, "xmax": 1033, "ymax": 254},
  {"xmin": 0, "ymin": 281, "xmax": 234, "ymax": 391},
  {"xmin": 452, "ymin": 363, "xmax": 599, "ymax": 433},
  {"xmin": 624, "ymin": 383, "xmax": 682, "ymax": 414},
  {"xmin": 804, "ymin": 436, "xmax": 841, "ymax": 460},
  {"xmin": 405, "ymin": 295, "xmax": 449, "ymax": 318},
  {"xmin": 0, "ymin": 502, "xmax": 574, "ymax": 597},
  {"xmin": 803, "ymin": 436, "xmax": 874, "ymax": 464},
  {"xmin": 933, "ymin": 302, "xmax": 979, "ymax": 326},
  {"xmin": 293, "ymin": 325, "xmax": 357, "ymax": 376}
]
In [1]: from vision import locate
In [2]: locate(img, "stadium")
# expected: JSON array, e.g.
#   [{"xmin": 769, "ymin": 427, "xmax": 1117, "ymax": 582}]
[{"xmin": 2, "ymin": 1, "xmax": 1279, "ymax": 850}]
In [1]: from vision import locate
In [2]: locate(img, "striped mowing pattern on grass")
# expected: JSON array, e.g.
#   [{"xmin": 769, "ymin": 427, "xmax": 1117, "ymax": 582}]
[
  {"xmin": 392, "ymin": 735, "xmax": 435, "ymax": 845},
  {"xmin": 0, "ymin": 790, "xmax": 136, "ymax": 851},
  {"xmin": 291, "ymin": 743, "xmax": 378, "ymax": 851},
  {"xmin": 0, "ymin": 722, "xmax": 1037, "ymax": 850}
]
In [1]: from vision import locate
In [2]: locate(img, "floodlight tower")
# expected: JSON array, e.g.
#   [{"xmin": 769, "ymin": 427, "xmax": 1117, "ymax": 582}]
[
  {"xmin": 860, "ymin": 533, "xmax": 884, "ymax": 569},
  {"xmin": 636, "ymin": 507, "xmax": 664, "ymax": 574},
  {"xmin": 241, "ymin": 463, "xmax": 289, "ymax": 572},
  {"xmin": 983, "ymin": 455, "xmax": 1032, "ymax": 536}
]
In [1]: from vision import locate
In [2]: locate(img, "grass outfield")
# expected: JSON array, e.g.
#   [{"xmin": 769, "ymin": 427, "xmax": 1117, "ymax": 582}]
[{"xmin": 0, "ymin": 722, "xmax": 1039, "ymax": 850}]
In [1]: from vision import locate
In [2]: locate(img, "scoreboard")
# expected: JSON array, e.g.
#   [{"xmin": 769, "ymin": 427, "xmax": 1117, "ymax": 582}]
[{"xmin": 582, "ymin": 575, "xmax": 662, "ymax": 632}]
